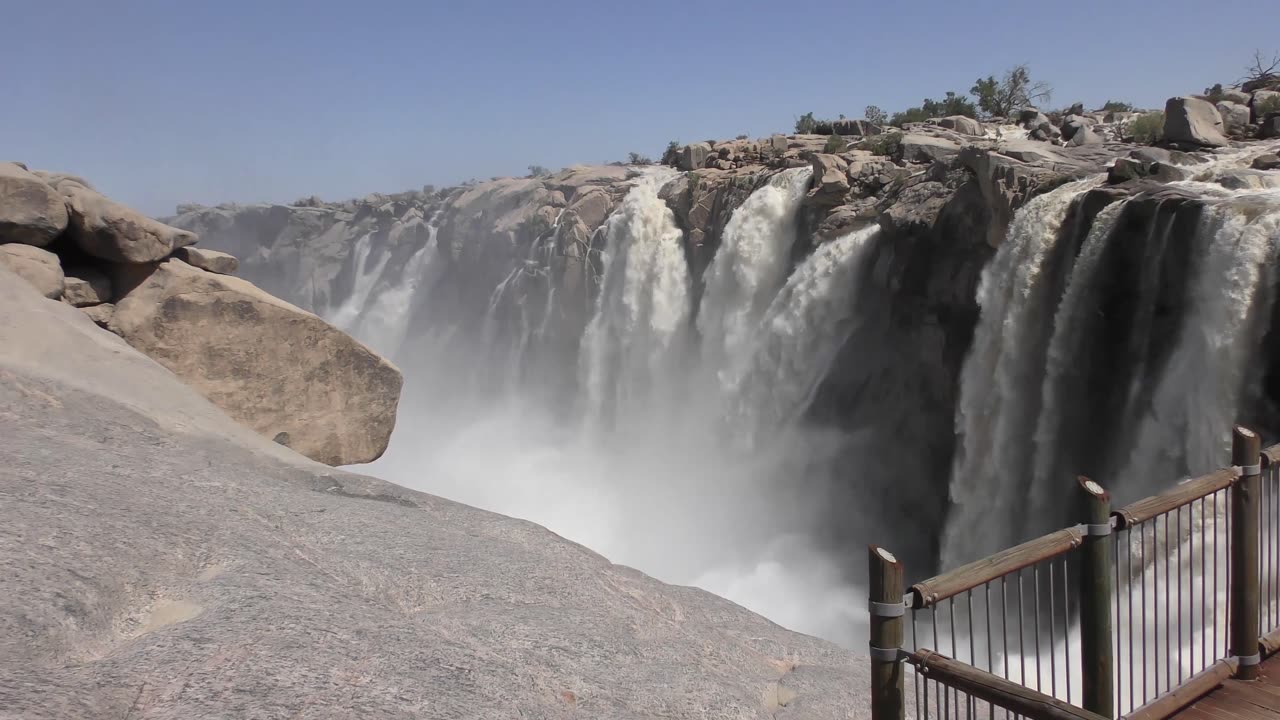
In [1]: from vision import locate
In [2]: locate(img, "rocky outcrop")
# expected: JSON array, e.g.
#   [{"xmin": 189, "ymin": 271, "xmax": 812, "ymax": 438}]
[
  {"xmin": 679, "ymin": 142, "xmax": 712, "ymax": 171},
  {"xmin": 0, "ymin": 162, "xmax": 68, "ymax": 246},
  {"xmin": 174, "ymin": 245, "xmax": 238, "ymax": 274},
  {"xmin": 62, "ymin": 183, "xmax": 198, "ymax": 263},
  {"xmin": 1163, "ymin": 97, "xmax": 1228, "ymax": 147},
  {"xmin": 0, "ymin": 242, "xmax": 64, "ymax": 298},
  {"xmin": 0, "ymin": 165, "xmax": 404, "ymax": 467},
  {"xmin": 0, "ymin": 266, "xmax": 871, "ymax": 719},
  {"xmin": 937, "ymin": 115, "xmax": 983, "ymax": 136},
  {"xmin": 109, "ymin": 258, "xmax": 402, "ymax": 466},
  {"xmin": 1218, "ymin": 101, "xmax": 1251, "ymax": 135},
  {"xmin": 61, "ymin": 267, "xmax": 111, "ymax": 306}
]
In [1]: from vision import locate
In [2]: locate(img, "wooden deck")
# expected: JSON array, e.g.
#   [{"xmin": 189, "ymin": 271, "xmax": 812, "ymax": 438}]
[{"xmin": 1175, "ymin": 654, "xmax": 1280, "ymax": 719}]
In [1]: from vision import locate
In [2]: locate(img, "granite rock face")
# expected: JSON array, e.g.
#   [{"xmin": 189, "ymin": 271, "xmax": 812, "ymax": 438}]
[
  {"xmin": 0, "ymin": 161, "xmax": 69, "ymax": 246},
  {"xmin": 0, "ymin": 242, "xmax": 64, "ymax": 298},
  {"xmin": 0, "ymin": 266, "xmax": 872, "ymax": 719},
  {"xmin": 109, "ymin": 258, "xmax": 403, "ymax": 466}
]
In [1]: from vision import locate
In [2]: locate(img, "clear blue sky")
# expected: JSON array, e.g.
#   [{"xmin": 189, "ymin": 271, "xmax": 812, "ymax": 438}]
[{"xmin": 5, "ymin": 0, "xmax": 1277, "ymax": 216}]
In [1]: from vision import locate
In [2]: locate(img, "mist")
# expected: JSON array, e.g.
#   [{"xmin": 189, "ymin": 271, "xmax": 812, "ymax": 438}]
[{"xmin": 342, "ymin": 171, "xmax": 885, "ymax": 648}]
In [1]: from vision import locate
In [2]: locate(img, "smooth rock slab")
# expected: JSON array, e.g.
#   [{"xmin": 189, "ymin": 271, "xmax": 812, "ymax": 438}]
[
  {"xmin": 0, "ymin": 266, "xmax": 873, "ymax": 719},
  {"xmin": 0, "ymin": 242, "xmax": 64, "ymax": 298},
  {"xmin": 0, "ymin": 162, "xmax": 69, "ymax": 246},
  {"xmin": 108, "ymin": 258, "xmax": 403, "ymax": 465}
]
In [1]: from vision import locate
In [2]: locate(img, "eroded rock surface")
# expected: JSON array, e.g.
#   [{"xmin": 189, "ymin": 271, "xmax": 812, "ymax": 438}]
[
  {"xmin": 0, "ymin": 267, "xmax": 871, "ymax": 719},
  {"xmin": 109, "ymin": 258, "xmax": 403, "ymax": 466}
]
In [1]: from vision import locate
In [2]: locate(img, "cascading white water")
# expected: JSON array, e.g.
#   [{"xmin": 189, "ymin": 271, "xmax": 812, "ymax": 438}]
[
  {"xmin": 731, "ymin": 225, "xmax": 879, "ymax": 429},
  {"xmin": 698, "ymin": 167, "xmax": 812, "ymax": 388},
  {"xmin": 328, "ymin": 231, "xmax": 390, "ymax": 331},
  {"xmin": 346, "ymin": 212, "xmax": 442, "ymax": 357},
  {"xmin": 1112, "ymin": 199, "xmax": 1280, "ymax": 495},
  {"xmin": 943, "ymin": 177, "xmax": 1104, "ymax": 566},
  {"xmin": 579, "ymin": 170, "xmax": 692, "ymax": 425},
  {"xmin": 947, "ymin": 156, "xmax": 1280, "ymax": 569}
]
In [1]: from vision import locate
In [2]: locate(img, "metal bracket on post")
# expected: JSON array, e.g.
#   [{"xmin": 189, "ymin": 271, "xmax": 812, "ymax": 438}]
[
  {"xmin": 1238, "ymin": 652, "xmax": 1262, "ymax": 667},
  {"xmin": 868, "ymin": 645, "xmax": 905, "ymax": 663},
  {"xmin": 869, "ymin": 600, "xmax": 906, "ymax": 618},
  {"xmin": 868, "ymin": 546, "xmax": 905, "ymax": 720},
  {"xmin": 1078, "ymin": 477, "xmax": 1115, "ymax": 719}
]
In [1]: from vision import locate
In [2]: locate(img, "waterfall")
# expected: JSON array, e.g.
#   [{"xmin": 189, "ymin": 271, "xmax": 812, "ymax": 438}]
[
  {"xmin": 347, "ymin": 212, "xmax": 443, "ymax": 358},
  {"xmin": 698, "ymin": 167, "xmax": 813, "ymax": 387},
  {"xmin": 944, "ymin": 177, "xmax": 1104, "ymax": 566},
  {"xmin": 1113, "ymin": 199, "xmax": 1280, "ymax": 493},
  {"xmin": 328, "ymin": 231, "xmax": 390, "ymax": 331},
  {"xmin": 946, "ymin": 155, "xmax": 1280, "ymax": 568},
  {"xmin": 730, "ymin": 225, "xmax": 879, "ymax": 429},
  {"xmin": 579, "ymin": 171, "xmax": 691, "ymax": 426}
]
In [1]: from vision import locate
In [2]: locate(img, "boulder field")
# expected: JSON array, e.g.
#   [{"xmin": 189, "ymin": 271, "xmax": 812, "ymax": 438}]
[
  {"xmin": 0, "ymin": 163, "xmax": 401, "ymax": 466},
  {"xmin": 0, "ymin": 266, "xmax": 871, "ymax": 718}
]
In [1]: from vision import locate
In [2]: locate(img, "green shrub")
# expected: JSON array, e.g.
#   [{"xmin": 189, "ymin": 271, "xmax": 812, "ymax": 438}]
[
  {"xmin": 1128, "ymin": 112, "xmax": 1164, "ymax": 143},
  {"xmin": 1101, "ymin": 100, "xmax": 1135, "ymax": 113},
  {"xmin": 865, "ymin": 132, "xmax": 902, "ymax": 157},
  {"xmin": 628, "ymin": 152, "xmax": 652, "ymax": 165},
  {"xmin": 795, "ymin": 112, "xmax": 818, "ymax": 134},
  {"xmin": 889, "ymin": 91, "xmax": 976, "ymax": 127},
  {"xmin": 1203, "ymin": 83, "xmax": 1226, "ymax": 103},
  {"xmin": 735, "ymin": 134, "xmax": 749, "ymax": 140},
  {"xmin": 864, "ymin": 105, "xmax": 888, "ymax": 125},
  {"xmin": 527, "ymin": 165, "xmax": 551, "ymax": 177},
  {"xmin": 1257, "ymin": 94, "xmax": 1280, "ymax": 117},
  {"xmin": 661, "ymin": 140, "xmax": 681, "ymax": 166},
  {"xmin": 823, "ymin": 134, "xmax": 847, "ymax": 153}
]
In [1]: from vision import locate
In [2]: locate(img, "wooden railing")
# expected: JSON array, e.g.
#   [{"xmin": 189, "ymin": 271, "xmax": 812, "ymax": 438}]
[{"xmin": 869, "ymin": 427, "xmax": 1280, "ymax": 719}]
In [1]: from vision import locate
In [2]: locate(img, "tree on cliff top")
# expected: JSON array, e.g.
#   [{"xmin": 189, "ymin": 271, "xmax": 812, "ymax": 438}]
[
  {"xmin": 971, "ymin": 64, "xmax": 1052, "ymax": 118},
  {"xmin": 889, "ymin": 91, "xmax": 976, "ymax": 126}
]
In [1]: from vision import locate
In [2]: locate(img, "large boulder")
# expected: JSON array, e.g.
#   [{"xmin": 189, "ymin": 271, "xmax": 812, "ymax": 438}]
[
  {"xmin": 173, "ymin": 245, "xmax": 239, "ymax": 274},
  {"xmin": 1260, "ymin": 112, "xmax": 1280, "ymax": 140},
  {"xmin": 62, "ymin": 184, "xmax": 198, "ymax": 263},
  {"xmin": 1253, "ymin": 90, "xmax": 1280, "ymax": 120},
  {"xmin": 108, "ymin": 258, "xmax": 403, "ymax": 465},
  {"xmin": 0, "ymin": 242, "xmax": 64, "ymax": 299},
  {"xmin": 1162, "ymin": 97, "xmax": 1228, "ymax": 147},
  {"xmin": 937, "ymin": 116, "xmax": 983, "ymax": 136},
  {"xmin": 679, "ymin": 142, "xmax": 712, "ymax": 172},
  {"xmin": 1253, "ymin": 153, "xmax": 1280, "ymax": 171},
  {"xmin": 1222, "ymin": 87, "xmax": 1251, "ymax": 104},
  {"xmin": 1068, "ymin": 126, "xmax": 1104, "ymax": 146},
  {"xmin": 0, "ymin": 162, "xmax": 69, "ymax": 246},
  {"xmin": 900, "ymin": 134, "xmax": 961, "ymax": 163},
  {"xmin": 1217, "ymin": 101, "xmax": 1252, "ymax": 135},
  {"xmin": 805, "ymin": 154, "xmax": 849, "ymax": 206}
]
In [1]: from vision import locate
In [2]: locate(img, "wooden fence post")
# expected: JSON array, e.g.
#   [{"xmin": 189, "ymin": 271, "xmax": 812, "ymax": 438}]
[
  {"xmin": 1231, "ymin": 425, "xmax": 1261, "ymax": 680},
  {"xmin": 869, "ymin": 546, "xmax": 905, "ymax": 720},
  {"xmin": 1078, "ymin": 477, "xmax": 1114, "ymax": 719}
]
